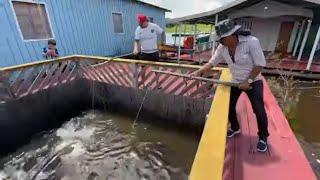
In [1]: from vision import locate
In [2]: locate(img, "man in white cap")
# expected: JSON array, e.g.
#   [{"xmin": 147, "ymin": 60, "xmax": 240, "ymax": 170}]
[{"xmin": 191, "ymin": 19, "xmax": 269, "ymax": 152}]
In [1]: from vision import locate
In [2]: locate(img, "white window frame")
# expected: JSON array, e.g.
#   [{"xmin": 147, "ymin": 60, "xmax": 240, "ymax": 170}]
[
  {"xmin": 10, "ymin": 0, "xmax": 55, "ymax": 42},
  {"xmin": 112, "ymin": 12, "xmax": 124, "ymax": 35}
]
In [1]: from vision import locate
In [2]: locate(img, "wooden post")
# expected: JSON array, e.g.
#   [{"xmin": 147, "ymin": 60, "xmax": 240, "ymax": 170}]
[
  {"xmin": 293, "ymin": 19, "xmax": 306, "ymax": 57},
  {"xmin": 0, "ymin": 71, "xmax": 15, "ymax": 100},
  {"xmin": 130, "ymin": 63, "xmax": 139, "ymax": 89},
  {"xmin": 298, "ymin": 19, "xmax": 312, "ymax": 61},
  {"xmin": 74, "ymin": 58, "xmax": 85, "ymax": 79},
  {"xmin": 307, "ymin": 25, "xmax": 320, "ymax": 70}
]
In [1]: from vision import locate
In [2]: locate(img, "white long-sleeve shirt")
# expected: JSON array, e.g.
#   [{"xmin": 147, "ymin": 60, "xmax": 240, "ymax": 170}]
[{"xmin": 209, "ymin": 35, "xmax": 266, "ymax": 83}]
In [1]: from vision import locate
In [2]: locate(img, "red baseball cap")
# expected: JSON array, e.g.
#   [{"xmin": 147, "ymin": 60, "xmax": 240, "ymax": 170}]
[{"xmin": 137, "ymin": 14, "xmax": 148, "ymax": 24}]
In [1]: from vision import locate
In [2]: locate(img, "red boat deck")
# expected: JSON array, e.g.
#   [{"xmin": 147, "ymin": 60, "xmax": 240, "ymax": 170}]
[
  {"xmin": 223, "ymin": 79, "xmax": 316, "ymax": 180},
  {"xmin": 166, "ymin": 50, "xmax": 320, "ymax": 73}
]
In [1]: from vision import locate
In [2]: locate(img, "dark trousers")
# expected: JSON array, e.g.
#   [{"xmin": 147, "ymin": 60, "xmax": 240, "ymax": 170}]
[
  {"xmin": 229, "ymin": 80, "xmax": 269, "ymax": 140},
  {"xmin": 139, "ymin": 52, "xmax": 159, "ymax": 61}
]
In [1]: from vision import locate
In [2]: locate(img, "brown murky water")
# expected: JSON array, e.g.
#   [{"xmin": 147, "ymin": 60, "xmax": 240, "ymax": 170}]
[
  {"xmin": 0, "ymin": 111, "xmax": 200, "ymax": 180},
  {"xmin": 293, "ymin": 85, "xmax": 320, "ymax": 178},
  {"xmin": 295, "ymin": 87, "xmax": 320, "ymax": 142},
  {"xmin": 268, "ymin": 78, "xmax": 320, "ymax": 178}
]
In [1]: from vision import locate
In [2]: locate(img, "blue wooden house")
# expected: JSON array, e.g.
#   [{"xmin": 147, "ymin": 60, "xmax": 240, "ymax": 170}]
[{"xmin": 0, "ymin": 0, "xmax": 170, "ymax": 67}]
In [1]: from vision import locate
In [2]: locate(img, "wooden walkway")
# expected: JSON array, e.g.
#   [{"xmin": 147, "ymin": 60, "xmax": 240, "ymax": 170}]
[
  {"xmin": 189, "ymin": 73, "xmax": 316, "ymax": 180},
  {"xmin": 222, "ymin": 79, "xmax": 316, "ymax": 180},
  {"xmin": 165, "ymin": 50, "xmax": 320, "ymax": 75}
]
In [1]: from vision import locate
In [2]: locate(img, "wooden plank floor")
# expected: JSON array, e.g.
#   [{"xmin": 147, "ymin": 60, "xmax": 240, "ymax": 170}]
[
  {"xmin": 222, "ymin": 79, "xmax": 317, "ymax": 180},
  {"xmin": 166, "ymin": 51, "xmax": 320, "ymax": 73}
]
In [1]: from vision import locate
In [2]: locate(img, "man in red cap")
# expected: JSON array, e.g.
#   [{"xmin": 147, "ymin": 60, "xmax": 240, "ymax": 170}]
[{"xmin": 133, "ymin": 14, "xmax": 166, "ymax": 61}]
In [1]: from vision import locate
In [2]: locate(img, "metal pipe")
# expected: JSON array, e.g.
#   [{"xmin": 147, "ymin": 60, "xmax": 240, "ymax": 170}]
[
  {"xmin": 152, "ymin": 69, "xmax": 239, "ymax": 87},
  {"xmin": 215, "ymin": 14, "xmax": 219, "ymax": 25},
  {"xmin": 287, "ymin": 21, "xmax": 300, "ymax": 53},
  {"xmin": 195, "ymin": 24, "xmax": 200, "ymax": 62},
  {"xmin": 298, "ymin": 19, "xmax": 312, "ymax": 61},
  {"xmin": 174, "ymin": 25, "xmax": 178, "ymax": 45},
  {"xmin": 193, "ymin": 24, "xmax": 196, "ymax": 60},
  {"xmin": 307, "ymin": 25, "xmax": 320, "ymax": 70},
  {"xmin": 293, "ymin": 19, "xmax": 306, "ymax": 57},
  {"xmin": 178, "ymin": 24, "xmax": 182, "ymax": 64}
]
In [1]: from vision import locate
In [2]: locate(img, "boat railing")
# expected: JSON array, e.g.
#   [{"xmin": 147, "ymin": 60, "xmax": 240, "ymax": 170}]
[{"xmin": 0, "ymin": 55, "xmax": 102, "ymax": 102}]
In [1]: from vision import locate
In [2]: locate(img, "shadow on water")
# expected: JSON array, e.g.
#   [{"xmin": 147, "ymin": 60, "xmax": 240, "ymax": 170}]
[{"xmin": 0, "ymin": 110, "xmax": 201, "ymax": 180}]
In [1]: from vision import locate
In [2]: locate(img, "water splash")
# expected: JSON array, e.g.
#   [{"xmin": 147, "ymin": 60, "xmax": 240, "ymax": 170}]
[{"xmin": 0, "ymin": 111, "xmax": 195, "ymax": 180}]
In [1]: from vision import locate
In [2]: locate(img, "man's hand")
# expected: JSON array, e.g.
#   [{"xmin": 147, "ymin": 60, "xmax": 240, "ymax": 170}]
[
  {"xmin": 47, "ymin": 49, "xmax": 58, "ymax": 58},
  {"xmin": 133, "ymin": 49, "xmax": 140, "ymax": 56},
  {"xmin": 238, "ymin": 82, "xmax": 251, "ymax": 90},
  {"xmin": 189, "ymin": 70, "xmax": 201, "ymax": 79},
  {"xmin": 133, "ymin": 40, "xmax": 141, "ymax": 56}
]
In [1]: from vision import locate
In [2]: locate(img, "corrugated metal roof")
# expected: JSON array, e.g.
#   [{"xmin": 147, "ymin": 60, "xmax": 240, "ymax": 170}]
[
  {"xmin": 136, "ymin": 0, "xmax": 171, "ymax": 12},
  {"xmin": 167, "ymin": 0, "xmax": 320, "ymax": 24},
  {"xmin": 167, "ymin": 0, "xmax": 248, "ymax": 24}
]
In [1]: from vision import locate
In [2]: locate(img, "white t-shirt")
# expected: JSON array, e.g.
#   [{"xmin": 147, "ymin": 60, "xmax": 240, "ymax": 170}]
[{"xmin": 135, "ymin": 23, "xmax": 163, "ymax": 53}]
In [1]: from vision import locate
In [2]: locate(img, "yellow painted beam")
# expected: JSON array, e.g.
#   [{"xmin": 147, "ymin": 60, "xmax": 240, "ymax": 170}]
[
  {"xmin": 74, "ymin": 55, "xmax": 226, "ymax": 70},
  {"xmin": 190, "ymin": 69, "xmax": 232, "ymax": 180},
  {"xmin": 1, "ymin": 54, "xmax": 225, "ymax": 72},
  {"xmin": 0, "ymin": 55, "xmax": 78, "ymax": 72}
]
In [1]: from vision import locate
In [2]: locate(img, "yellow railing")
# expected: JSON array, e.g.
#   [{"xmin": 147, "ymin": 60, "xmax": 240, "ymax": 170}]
[
  {"xmin": 190, "ymin": 69, "xmax": 231, "ymax": 180},
  {"xmin": 0, "ymin": 55, "xmax": 226, "ymax": 72}
]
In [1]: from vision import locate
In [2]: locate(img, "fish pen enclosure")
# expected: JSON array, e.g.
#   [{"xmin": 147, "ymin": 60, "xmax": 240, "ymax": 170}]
[
  {"xmin": 0, "ymin": 56, "xmax": 221, "ymax": 127},
  {"xmin": 89, "ymin": 58, "xmax": 221, "ymax": 129},
  {"xmin": 0, "ymin": 56, "xmax": 232, "ymax": 179}
]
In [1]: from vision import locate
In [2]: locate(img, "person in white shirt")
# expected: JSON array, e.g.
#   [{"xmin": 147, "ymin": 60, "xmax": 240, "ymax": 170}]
[{"xmin": 133, "ymin": 14, "xmax": 166, "ymax": 61}]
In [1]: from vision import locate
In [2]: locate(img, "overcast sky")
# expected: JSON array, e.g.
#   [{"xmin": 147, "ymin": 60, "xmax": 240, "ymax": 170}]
[{"xmin": 142, "ymin": 0, "xmax": 235, "ymax": 18}]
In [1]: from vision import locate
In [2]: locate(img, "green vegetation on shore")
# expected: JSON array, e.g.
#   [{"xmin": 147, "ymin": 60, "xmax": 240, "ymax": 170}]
[{"xmin": 166, "ymin": 24, "xmax": 213, "ymax": 34}]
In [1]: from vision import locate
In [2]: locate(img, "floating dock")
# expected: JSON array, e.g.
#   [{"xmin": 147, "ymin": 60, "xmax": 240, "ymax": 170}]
[{"xmin": 0, "ymin": 55, "xmax": 317, "ymax": 179}]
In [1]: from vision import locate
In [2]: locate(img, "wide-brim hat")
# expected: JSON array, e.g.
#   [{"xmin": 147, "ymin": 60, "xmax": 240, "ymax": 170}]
[{"xmin": 215, "ymin": 19, "xmax": 241, "ymax": 41}]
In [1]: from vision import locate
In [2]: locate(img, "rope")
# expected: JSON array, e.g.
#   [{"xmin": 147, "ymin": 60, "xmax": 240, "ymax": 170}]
[{"xmin": 132, "ymin": 86, "xmax": 151, "ymax": 128}]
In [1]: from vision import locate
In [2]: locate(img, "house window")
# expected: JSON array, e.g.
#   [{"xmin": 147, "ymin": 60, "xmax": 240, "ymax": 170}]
[
  {"xmin": 149, "ymin": 17, "xmax": 154, "ymax": 23},
  {"xmin": 112, "ymin": 13, "xmax": 124, "ymax": 33},
  {"xmin": 12, "ymin": 1, "xmax": 53, "ymax": 40}
]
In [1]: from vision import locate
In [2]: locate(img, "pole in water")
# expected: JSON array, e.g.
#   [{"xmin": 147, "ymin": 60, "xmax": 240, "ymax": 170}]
[
  {"xmin": 92, "ymin": 80, "xmax": 95, "ymax": 114},
  {"xmin": 132, "ymin": 87, "xmax": 151, "ymax": 128}
]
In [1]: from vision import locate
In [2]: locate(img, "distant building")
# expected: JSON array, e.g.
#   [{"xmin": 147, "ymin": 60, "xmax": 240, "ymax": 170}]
[{"xmin": 168, "ymin": 0, "xmax": 320, "ymax": 64}]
